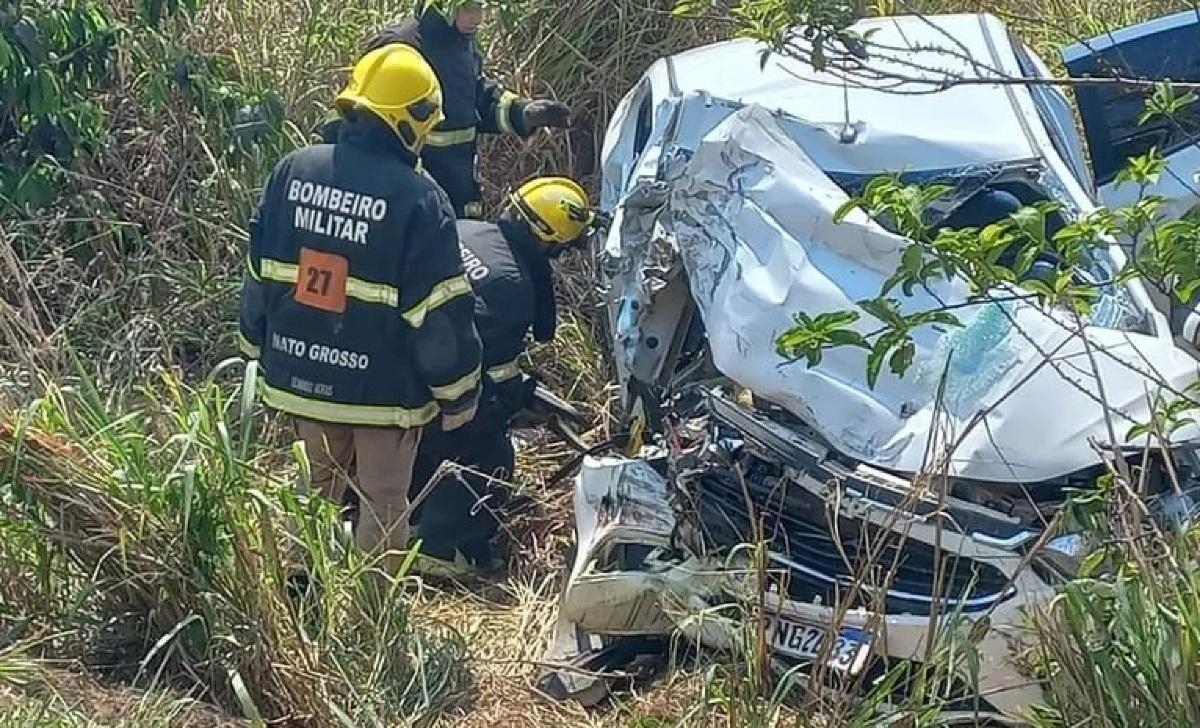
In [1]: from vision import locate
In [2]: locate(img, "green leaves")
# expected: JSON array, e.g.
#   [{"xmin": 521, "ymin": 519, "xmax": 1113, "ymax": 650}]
[
  {"xmin": 141, "ymin": 0, "xmax": 206, "ymax": 26},
  {"xmin": 775, "ymin": 310, "xmax": 867, "ymax": 367},
  {"xmin": 1, "ymin": 4, "xmax": 124, "ymax": 212},
  {"xmin": 676, "ymin": 0, "xmax": 868, "ymax": 73},
  {"xmin": 1126, "ymin": 391, "xmax": 1200, "ymax": 443},
  {"xmin": 774, "ymin": 142, "xmax": 1200, "ymax": 388},
  {"xmin": 775, "ymin": 295, "xmax": 963, "ymax": 388},
  {"xmin": 11, "ymin": 17, "xmax": 43, "ymax": 62},
  {"xmin": 1119, "ymin": 193, "xmax": 1200, "ymax": 308},
  {"xmin": 672, "ymin": 0, "xmax": 714, "ymax": 16},
  {"xmin": 858, "ymin": 298, "xmax": 961, "ymax": 387},
  {"xmin": 1140, "ymin": 81, "xmax": 1199, "ymax": 127},
  {"xmin": 864, "ymin": 330, "xmax": 902, "ymax": 389},
  {"xmin": 1114, "ymin": 146, "xmax": 1167, "ymax": 189},
  {"xmin": 836, "ymin": 175, "xmax": 952, "ymax": 241}
]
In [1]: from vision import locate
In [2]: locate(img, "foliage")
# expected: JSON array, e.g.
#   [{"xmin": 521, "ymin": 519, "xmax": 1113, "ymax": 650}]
[
  {"xmin": 1024, "ymin": 457, "xmax": 1200, "ymax": 727},
  {"xmin": 672, "ymin": 0, "xmax": 864, "ymax": 71},
  {"xmin": 772, "ymin": 149, "xmax": 1200, "ymax": 392},
  {"xmin": 6, "ymin": 0, "xmax": 1200, "ymax": 724},
  {"xmin": 0, "ymin": 2, "xmax": 116, "ymax": 209},
  {"xmin": 0, "ymin": 363, "xmax": 469, "ymax": 724},
  {"xmin": 0, "ymin": 0, "xmax": 293, "ymax": 219}
]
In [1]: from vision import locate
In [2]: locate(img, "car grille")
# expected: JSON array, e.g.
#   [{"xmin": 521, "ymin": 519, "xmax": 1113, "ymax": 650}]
[{"xmin": 686, "ymin": 465, "xmax": 1014, "ymax": 615}]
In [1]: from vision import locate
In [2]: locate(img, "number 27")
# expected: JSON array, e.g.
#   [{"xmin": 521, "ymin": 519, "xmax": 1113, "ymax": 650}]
[{"xmin": 305, "ymin": 266, "xmax": 331, "ymax": 296}]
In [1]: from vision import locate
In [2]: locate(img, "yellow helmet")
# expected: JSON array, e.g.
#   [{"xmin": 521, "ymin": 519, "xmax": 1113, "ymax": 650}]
[
  {"xmin": 335, "ymin": 43, "xmax": 444, "ymax": 154},
  {"xmin": 510, "ymin": 177, "xmax": 594, "ymax": 245}
]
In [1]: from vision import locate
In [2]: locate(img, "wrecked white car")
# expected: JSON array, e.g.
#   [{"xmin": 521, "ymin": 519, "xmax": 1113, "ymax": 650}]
[{"xmin": 539, "ymin": 12, "xmax": 1200, "ymax": 720}]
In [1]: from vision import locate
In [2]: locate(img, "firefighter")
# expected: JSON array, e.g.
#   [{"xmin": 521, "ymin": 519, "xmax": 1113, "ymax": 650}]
[
  {"xmin": 326, "ymin": 0, "xmax": 571, "ymax": 219},
  {"xmin": 410, "ymin": 176, "xmax": 595, "ymax": 574},
  {"xmin": 238, "ymin": 43, "xmax": 483, "ymax": 575}
]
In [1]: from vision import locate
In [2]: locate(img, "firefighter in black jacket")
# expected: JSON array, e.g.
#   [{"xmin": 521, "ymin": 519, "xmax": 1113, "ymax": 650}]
[
  {"xmin": 326, "ymin": 1, "xmax": 571, "ymax": 219},
  {"xmin": 238, "ymin": 43, "xmax": 483, "ymax": 574},
  {"xmin": 410, "ymin": 176, "xmax": 595, "ymax": 573}
]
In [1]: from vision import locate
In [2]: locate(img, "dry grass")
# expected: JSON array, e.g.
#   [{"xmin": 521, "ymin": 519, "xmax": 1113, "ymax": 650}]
[
  {"xmin": 0, "ymin": 376, "xmax": 473, "ymax": 726},
  {"xmin": 476, "ymin": 1, "xmax": 724, "ymax": 209},
  {"xmin": 0, "ymin": 670, "xmax": 247, "ymax": 728},
  {"xmin": 412, "ymin": 574, "xmax": 712, "ymax": 728}
]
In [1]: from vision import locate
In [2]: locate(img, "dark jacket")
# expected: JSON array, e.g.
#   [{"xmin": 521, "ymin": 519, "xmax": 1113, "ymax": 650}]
[
  {"xmin": 238, "ymin": 116, "xmax": 483, "ymax": 427},
  {"xmin": 457, "ymin": 218, "xmax": 557, "ymax": 411},
  {"xmin": 360, "ymin": 7, "xmax": 534, "ymax": 218}
]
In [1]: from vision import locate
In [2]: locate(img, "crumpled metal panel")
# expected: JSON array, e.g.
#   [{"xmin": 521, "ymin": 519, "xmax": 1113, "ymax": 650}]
[
  {"xmin": 657, "ymin": 104, "xmax": 1200, "ymax": 482},
  {"xmin": 558, "ymin": 456, "xmax": 725, "ymax": 636}
]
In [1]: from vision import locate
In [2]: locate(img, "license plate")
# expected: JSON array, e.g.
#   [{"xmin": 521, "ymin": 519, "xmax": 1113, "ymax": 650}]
[{"xmin": 764, "ymin": 616, "xmax": 873, "ymax": 675}]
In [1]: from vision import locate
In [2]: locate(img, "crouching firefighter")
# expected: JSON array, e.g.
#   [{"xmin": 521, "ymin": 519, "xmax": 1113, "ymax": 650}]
[
  {"xmin": 409, "ymin": 176, "xmax": 597, "ymax": 573},
  {"xmin": 237, "ymin": 43, "xmax": 483, "ymax": 575},
  {"xmin": 324, "ymin": 1, "xmax": 572, "ymax": 219}
]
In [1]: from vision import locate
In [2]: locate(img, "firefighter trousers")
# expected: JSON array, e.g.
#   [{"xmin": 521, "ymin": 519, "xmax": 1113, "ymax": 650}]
[
  {"xmin": 294, "ymin": 418, "xmax": 422, "ymax": 574},
  {"xmin": 409, "ymin": 405, "xmax": 514, "ymax": 565}
]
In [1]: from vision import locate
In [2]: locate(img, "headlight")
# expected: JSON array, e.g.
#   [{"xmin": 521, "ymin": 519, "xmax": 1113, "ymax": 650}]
[
  {"xmin": 1037, "ymin": 533, "xmax": 1089, "ymax": 578},
  {"xmin": 1148, "ymin": 487, "xmax": 1200, "ymax": 531}
]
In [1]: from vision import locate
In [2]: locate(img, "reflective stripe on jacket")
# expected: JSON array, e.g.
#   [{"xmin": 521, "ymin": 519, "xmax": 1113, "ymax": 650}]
[
  {"xmin": 238, "ymin": 116, "xmax": 483, "ymax": 427},
  {"xmin": 456, "ymin": 218, "xmax": 557, "ymax": 410}
]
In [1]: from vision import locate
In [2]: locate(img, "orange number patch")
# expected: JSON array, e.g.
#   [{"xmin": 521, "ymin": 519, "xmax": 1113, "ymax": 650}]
[{"xmin": 294, "ymin": 247, "xmax": 349, "ymax": 314}]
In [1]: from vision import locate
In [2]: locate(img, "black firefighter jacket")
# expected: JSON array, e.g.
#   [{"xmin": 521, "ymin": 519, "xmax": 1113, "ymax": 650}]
[
  {"xmin": 457, "ymin": 218, "xmax": 557, "ymax": 413},
  {"xmin": 238, "ymin": 117, "xmax": 483, "ymax": 428},
  {"xmin": 361, "ymin": 7, "xmax": 534, "ymax": 218}
]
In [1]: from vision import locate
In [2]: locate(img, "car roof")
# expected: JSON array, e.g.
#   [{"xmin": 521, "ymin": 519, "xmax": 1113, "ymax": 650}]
[
  {"xmin": 646, "ymin": 13, "xmax": 1043, "ymax": 173},
  {"xmin": 1061, "ymin": 8, "xmax": 1200, "ymax": 63}
]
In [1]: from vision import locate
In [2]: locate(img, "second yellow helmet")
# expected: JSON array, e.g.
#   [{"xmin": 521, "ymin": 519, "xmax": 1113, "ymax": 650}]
[
  {"xmin": 335, "ymin": 43, "xmax": 444, "ymax": 154},
  {"xmin": 510, "ymin": 177, "xmax": 594, "ymax": 245}
]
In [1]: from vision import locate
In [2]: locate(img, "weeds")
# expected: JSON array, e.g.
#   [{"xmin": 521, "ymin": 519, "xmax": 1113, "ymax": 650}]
[
  {"xmin": 1024, "ymin": 457, "xmax": 1200, "ymax": 726},
  {"xmin": 0, "ymin": 364, "xmax": 469, "ymax": 725}
]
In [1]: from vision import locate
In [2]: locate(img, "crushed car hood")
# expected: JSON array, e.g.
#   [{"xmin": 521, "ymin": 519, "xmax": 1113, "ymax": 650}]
[
  {"xmin": 614, "ymin": 104, "xmax": 1200, "ymax": 482},
  {"xmin": 600, "ymin": 13, "xmax": 1083, "ymax": 212}
]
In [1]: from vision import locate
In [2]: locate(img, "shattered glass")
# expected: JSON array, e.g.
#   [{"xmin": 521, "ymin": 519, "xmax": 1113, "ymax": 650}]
[{"xmin": 913, "ymin": 300, "xmax": 1022, "ymax": 419}]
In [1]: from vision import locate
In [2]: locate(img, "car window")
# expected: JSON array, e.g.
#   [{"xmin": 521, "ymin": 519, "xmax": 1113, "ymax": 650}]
[
  {"xmin": 632, "ymin": 90, "xmax": 654, "ymax": 159},
  {"xmin": 1064, "ymin": 12, "xmax": 1200, "ymax": 184},
  {"xmin": 604, "ymin": 81, "xmax": 656, "ymax": 204}
]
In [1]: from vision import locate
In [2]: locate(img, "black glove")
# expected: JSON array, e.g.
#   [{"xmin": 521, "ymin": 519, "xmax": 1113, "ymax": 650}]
[{"xmin": 522, "ymin": 100, "xmax": 571, "ymax": 129}]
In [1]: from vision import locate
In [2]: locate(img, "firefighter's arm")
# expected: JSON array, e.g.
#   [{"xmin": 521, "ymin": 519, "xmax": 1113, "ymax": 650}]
[
  {"xmin": 401, "ymin": 191, "xmax": 484, "ymax": 431},
  {"xmin": 475, "ymin": 45, "xmax": 570, "ymax": 138},
  {"xmin": 237, "ymin": 170, "xmax": 276, "ymax": 360},
  {"xmin": 481, "ymin": 318, "xmax": 529, "ymax": 412},
  {"xmin": 475, "ymin": 61, "xmax": 531, "ymax": 138}
]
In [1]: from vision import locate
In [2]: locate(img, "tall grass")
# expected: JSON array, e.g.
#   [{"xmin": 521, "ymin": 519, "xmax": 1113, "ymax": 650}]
[
  {"xmin": 1, "ymin": 0, "xmax": 679, "ymax": 722},
  {"xmin": 1023, "ymin": 467, "xmax": 1200, "ymax": 727},
  {"xmin": 0, "ymin": 363, "xmax": 469, "ymax": 725}
]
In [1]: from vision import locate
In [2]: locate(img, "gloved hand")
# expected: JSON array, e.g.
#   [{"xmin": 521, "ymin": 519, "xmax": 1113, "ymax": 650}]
[
  {"xmin": 522, "ymin": 100, "xmax": 571, "ymax": 129},
  {"xmin": 517, "ymin": 374, "xmax": 540, "ymax": 410}
]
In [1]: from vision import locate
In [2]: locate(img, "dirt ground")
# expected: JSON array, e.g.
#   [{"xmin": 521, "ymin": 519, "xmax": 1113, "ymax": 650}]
[{"xmin": 415, "ymin": 573, "xmax": 709, "ymax": 728}]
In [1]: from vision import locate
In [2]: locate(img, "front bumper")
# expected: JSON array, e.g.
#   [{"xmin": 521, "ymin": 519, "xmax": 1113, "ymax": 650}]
[{"xmin": 541, "ymin": 392, "xmax": 1054, "ymax": 717}]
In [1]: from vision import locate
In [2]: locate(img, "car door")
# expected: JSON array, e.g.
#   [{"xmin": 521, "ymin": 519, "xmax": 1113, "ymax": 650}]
[
  {"xmin": 1063, "ymin": 10, "xmax": 1200, "ymax": 350},
  {"xmin": 1062, "ymin": 10, "xmax": 1200, "ymax": 221}
]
